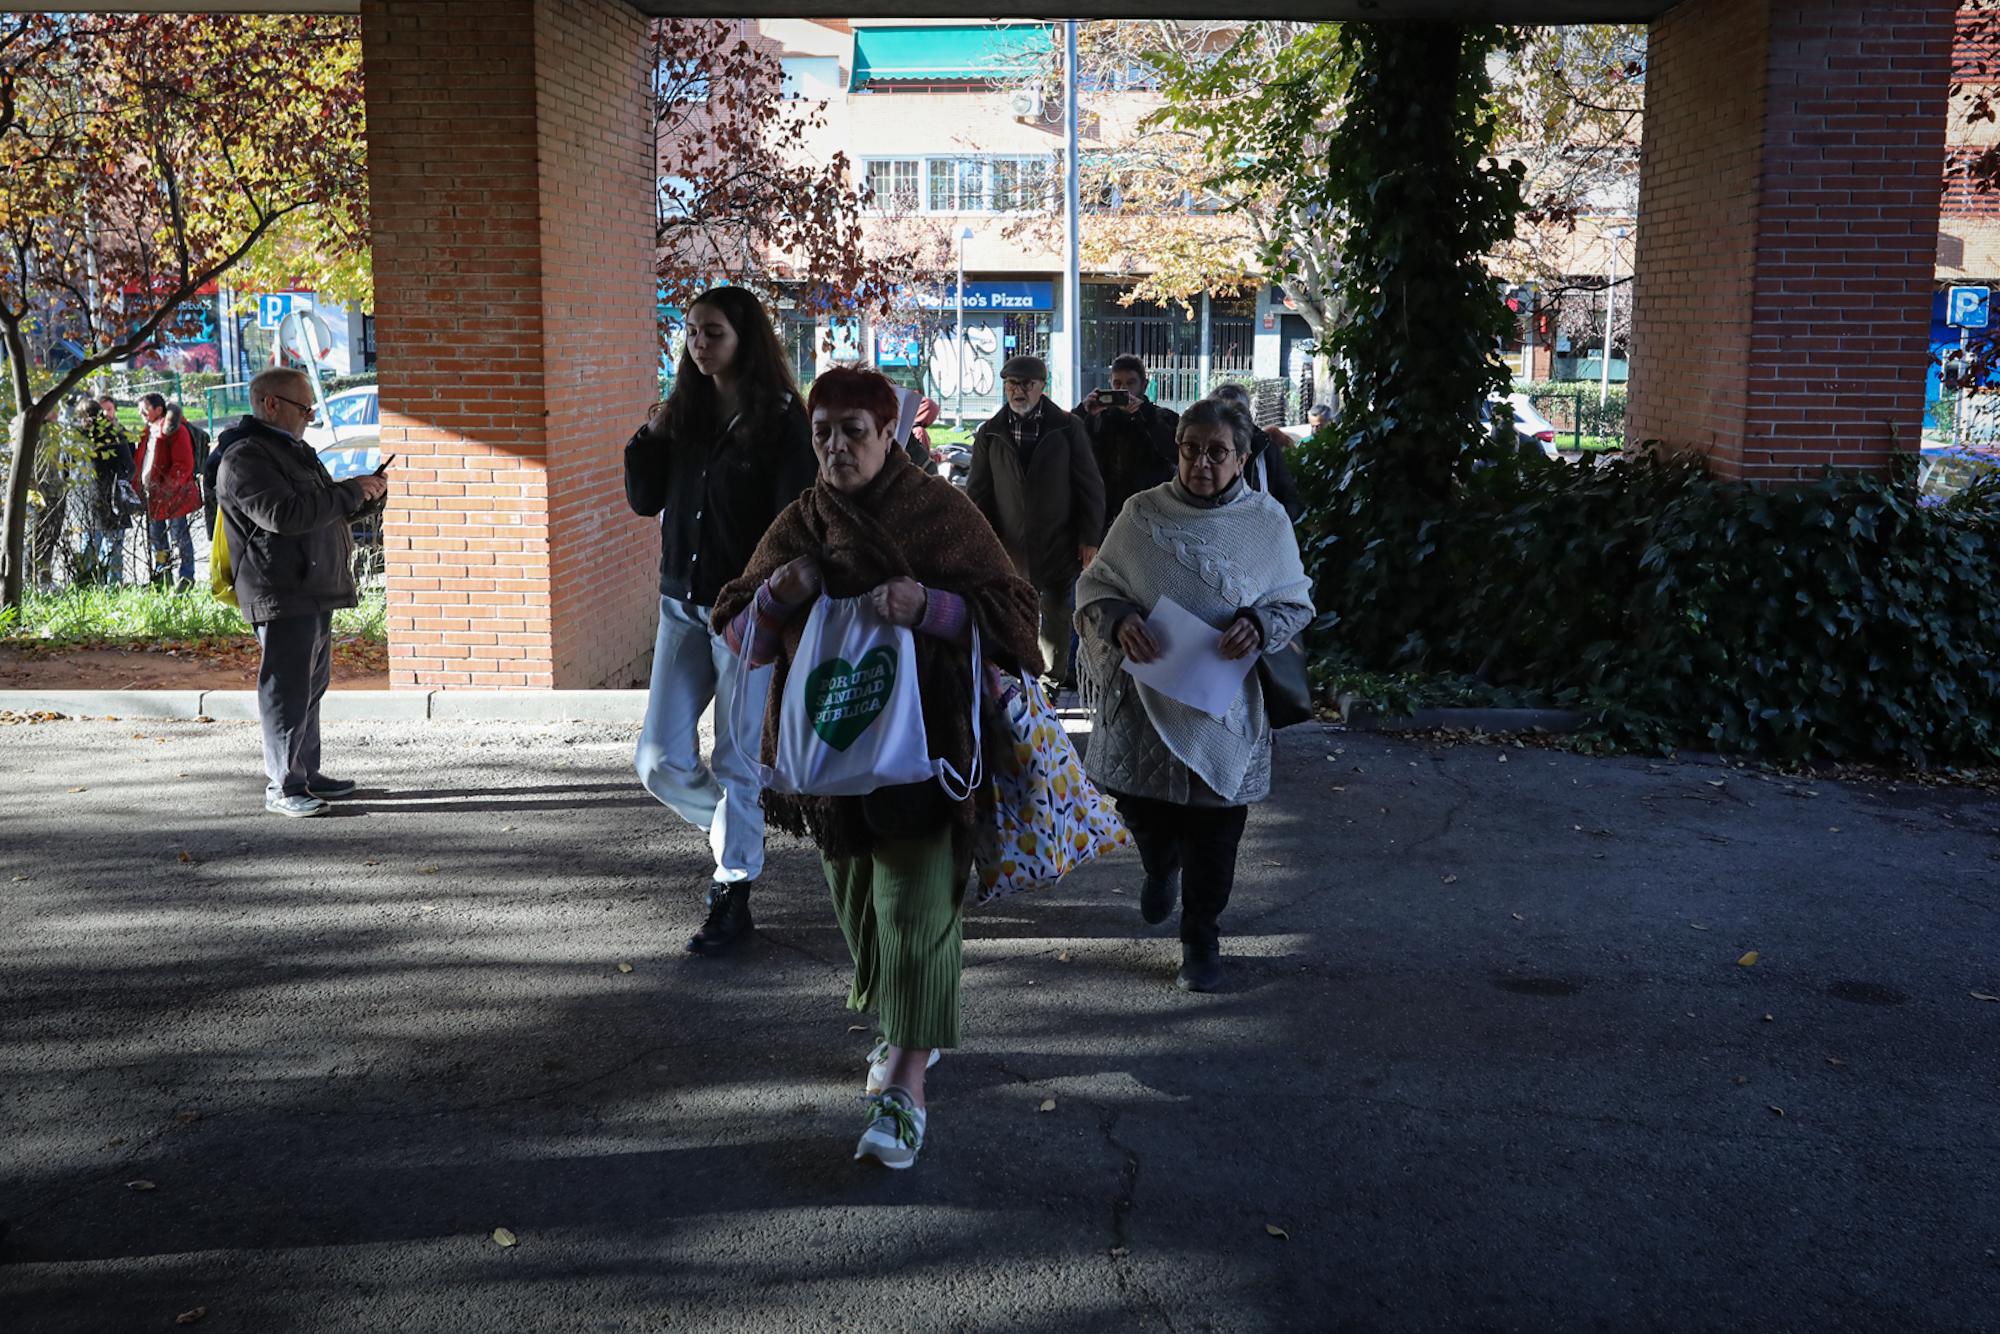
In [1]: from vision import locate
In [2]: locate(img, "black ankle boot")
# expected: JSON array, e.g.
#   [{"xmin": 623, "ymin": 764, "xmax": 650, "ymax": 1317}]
[
  {"xmin": 1140, "ymin": 866, "xmax": 1181, "ymax": 926},
  {"xmin": 688, "ymin": 882, "xmax": 753, "ymax": 956},
  {"xmin": 1176, "ymin": 942, "xmax": 1222, "ymax": 993}
]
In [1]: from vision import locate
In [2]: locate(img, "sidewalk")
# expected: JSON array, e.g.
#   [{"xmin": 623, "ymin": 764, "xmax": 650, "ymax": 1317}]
[{"xmin": 2, "ymin": 716, "xmax": 1996, "ymax": 1332}]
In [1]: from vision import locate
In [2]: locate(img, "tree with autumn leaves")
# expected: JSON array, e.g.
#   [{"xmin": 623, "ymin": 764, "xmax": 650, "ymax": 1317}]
[
  {"xmin": 653, "ymin": 18, "xmax": 944, "ymax": 339},
  {"xmin": 0, "ymin": 12, "xmax": 366, "ymax": 610}
]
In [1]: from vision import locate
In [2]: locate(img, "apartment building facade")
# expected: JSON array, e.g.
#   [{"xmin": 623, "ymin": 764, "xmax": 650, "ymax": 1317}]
[{"xmin": 746, "ymin": 18, "xmax": 1289, "ymax": 418}]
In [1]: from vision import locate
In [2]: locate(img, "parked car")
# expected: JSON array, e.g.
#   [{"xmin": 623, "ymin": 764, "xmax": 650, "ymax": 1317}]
[
  {"xmin": 1481, "ymin": 393, "xmax": 1561, "ymax": 458},
  {"xmin": 1917, "ymin": 442, "xmax": 2000, "ymax": 503},
  {"xmin": 305, "ymin": 386, "xmax": 381, "ymax": 479}
]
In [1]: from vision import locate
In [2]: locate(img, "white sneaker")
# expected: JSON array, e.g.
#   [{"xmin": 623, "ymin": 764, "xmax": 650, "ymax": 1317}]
[
  {"xmin": 864, "ymin": 1038, "xmax": 941, "ymax": 1095},
  {"xmin": 265, "ymin": 794, "xmax": 330, "ymax": 818},
  {"xmin": 854, "ymin": 1087, "xmax": 926, "ymax": 1169}
]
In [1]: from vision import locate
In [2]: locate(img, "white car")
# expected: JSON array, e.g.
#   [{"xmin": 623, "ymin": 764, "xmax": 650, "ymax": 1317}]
[
  {"xmin": 1482, "ymin": 393, "xmax": 1561, "ymax": 457},
  {"xmin": 304, "ymin": 386, "xmax": 381, "ymax": 478}
]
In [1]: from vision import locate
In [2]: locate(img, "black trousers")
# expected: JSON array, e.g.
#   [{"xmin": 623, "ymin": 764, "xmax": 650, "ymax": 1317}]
[
  {"xmin": 254, "ymin": 611, "xmax": 333, "ymax": 800},
  {"xmin": 1111, "ymin": 793, "xmax": 1249, "ymax": 956}
]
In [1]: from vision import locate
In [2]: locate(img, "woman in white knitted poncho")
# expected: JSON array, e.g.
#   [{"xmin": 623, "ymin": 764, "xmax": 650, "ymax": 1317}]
[{"xmin": 1074, "ymin": 397, "xmax": 1315, "ymax": 993}]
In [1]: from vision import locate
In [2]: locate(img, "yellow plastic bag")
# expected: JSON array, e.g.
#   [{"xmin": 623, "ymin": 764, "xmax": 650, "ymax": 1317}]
[{"xmin": 210, "ymin": 507, "xmax": 237, "ymax": 607}]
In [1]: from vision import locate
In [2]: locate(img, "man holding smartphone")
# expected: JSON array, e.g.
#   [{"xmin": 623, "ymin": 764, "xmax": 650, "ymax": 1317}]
[
  {"xmin": 216, "ymin": 367, "xmax": 389, "ymax": 818},
  {"xmin": 1078, "ymin": 355, "xmax": 1178, "ymax": 522}
]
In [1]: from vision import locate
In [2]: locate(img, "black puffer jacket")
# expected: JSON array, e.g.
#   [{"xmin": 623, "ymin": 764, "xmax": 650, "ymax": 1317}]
[{"xmin": 215, "ymin": 416, "xmax": 366, "ymax": 623}]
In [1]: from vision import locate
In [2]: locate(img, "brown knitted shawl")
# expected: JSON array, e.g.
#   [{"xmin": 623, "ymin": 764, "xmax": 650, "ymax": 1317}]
[{"xmin": 712, "ymin": 448, "xmax": 1044, "ymax": 857}]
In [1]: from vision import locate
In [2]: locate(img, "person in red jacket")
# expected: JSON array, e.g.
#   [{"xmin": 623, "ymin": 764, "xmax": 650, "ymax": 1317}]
[{"xmin": 138, "ymin": 393, "xmax": 201, "ymax": 585}]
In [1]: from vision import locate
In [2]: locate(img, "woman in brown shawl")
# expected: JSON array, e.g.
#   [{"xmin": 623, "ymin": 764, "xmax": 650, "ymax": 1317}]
[{"xmin": 713, "ymin": 367, "xmax": 1041, "ymax": 1170}]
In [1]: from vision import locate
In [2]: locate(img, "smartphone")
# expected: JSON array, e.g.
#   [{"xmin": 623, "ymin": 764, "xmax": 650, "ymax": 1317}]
[
  {"xmin": 372, "ymin": 454, "xmax": 397, "ymax": 475},
  {"xmin": 1095, "ymin": 389, "xmax": 1131, "ymax": 407}
]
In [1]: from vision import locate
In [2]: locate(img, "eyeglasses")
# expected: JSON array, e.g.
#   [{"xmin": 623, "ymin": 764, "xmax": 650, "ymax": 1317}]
[
  {"xmin": 268, "ymin": 393, "xmax": 319, "ymax": 422},
  {"xmin": 1177, "ymin": 443, "xmax": 1236, "ymax": 466}
]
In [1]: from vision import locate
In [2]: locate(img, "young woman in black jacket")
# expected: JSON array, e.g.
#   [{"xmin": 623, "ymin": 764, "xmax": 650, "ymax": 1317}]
[{"xmin": 624, "ymin": 286, "xmax": 818, "ymax": 956}]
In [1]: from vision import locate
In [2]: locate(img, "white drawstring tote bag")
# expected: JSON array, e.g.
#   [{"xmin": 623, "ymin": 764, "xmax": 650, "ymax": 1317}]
[{"xmin": 731, "ymin": 594, "xmax": 981, "ymax": 799}]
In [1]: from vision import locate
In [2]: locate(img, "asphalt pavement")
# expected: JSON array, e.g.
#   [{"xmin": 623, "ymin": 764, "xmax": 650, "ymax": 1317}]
[{"xmin": 2, "ymin": 715, "xmax": 1997, "ymax": 1333}]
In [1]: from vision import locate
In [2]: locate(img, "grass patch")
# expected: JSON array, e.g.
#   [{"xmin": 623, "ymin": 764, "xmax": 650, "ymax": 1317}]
[{"xmin": 0, "ymin": 583, "xmax": 387, "ymax": 645}]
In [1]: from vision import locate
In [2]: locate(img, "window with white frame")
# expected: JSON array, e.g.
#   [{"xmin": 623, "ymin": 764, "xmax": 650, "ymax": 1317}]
[
  {"xmin": 864, "ymin": 158, "xmax": 921, "ymax": 212},
  {"xmin": 863, "ymin": 155, "xmax": 1053, "ymax": 215}
]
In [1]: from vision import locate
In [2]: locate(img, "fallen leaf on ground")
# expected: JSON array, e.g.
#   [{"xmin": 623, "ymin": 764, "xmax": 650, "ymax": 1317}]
[
  {"xmin": 1057, "ymin": 951, "xmax": 1071, "ymax": 962},
  {"xmin": 500, "ymin": 826, "xmax": 516, "ymax": 833},
  {"xmin": 492, "ymin": 1227, "xmax": 518, "ymax": 1247},
  {"xmin": 68, "ymin": 786, "xmax": 86, "ymax": 793},
  {"xmin": 1511, "ymin": 912, "xmax": 1523, "ymax": 921},
  {"xmin": 1109, "ymin": 1245, "xmax": 1130, "ymax": 1259},
  {"xmin": 847, "ymin": 1024, "xmax": 868, "ymax": 1033},
  {"xmin": 616, "ymin": 963, "xmax": 633, "ymax": 974},
  {"xmin": 177, "ymin": 851, "xmax": 193, "ymax": 864},
  {"xmin": 174, "ymin": 1308, "xmax": 207, "ymax": 1325},
  {"xmin": 1441, "ymin": 874, "xmax": 1459, "ymax": 885},
  {"xmin": 10, "ymin": 874, "xmax": 28, "ymax": 882},
  {"xmin": 1738, "ymin": 951, "xmax": 1760, "ymax": 967},
  {"xmin": 1039, "ymin": 1099, "xmax": 1056, "ymax": 1113},
  {"xmin": 125, "ymin": 1179, "xmax": 156, "ymax": 1191},
  {"xmin": 1973, "ymin": 992, "xmax": 2000, "ymax": 1003},
  {"xmin": 1768, "ymin": 1105, "xmax": 1785, "ymax": 1118},
  {"xmin": 105, "ymin": 1137, "xmax": 125, "ymax": 1148},
  {"xmin": 175, "ymin": 1111, "xmax": 200, "ymax": 1124},
  {"xmin": 1690, "ymin": 922, "xmax": 1710, "ymax": 931},
  {"xmin": 420, "ymin": 865, "xmax": 440, "ymax": 875},
  {"xmin": 1763, "ymin": 1014, "xmax": 1775, "ymax": 1023},
  {"xmin": 1826, "ymin": 1057, "xmax": 1846, "ymax": 1068},
  {"xmin": 1265, "ymin": 1224, "xmax": 1289, "ymax": 1240},
  {"xmin": 363, "ymin": 860, "xmax": 378, "ymax": 867}
]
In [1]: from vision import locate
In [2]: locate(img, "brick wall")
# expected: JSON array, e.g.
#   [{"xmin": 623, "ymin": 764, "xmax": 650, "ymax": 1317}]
[
  {"xmin": 361, "ymin": 0, "xmax": 657, "ymax": 690},
  {"xmin": 1630, "ymin": 0, "xmax": 1955, "ymax": 481}
]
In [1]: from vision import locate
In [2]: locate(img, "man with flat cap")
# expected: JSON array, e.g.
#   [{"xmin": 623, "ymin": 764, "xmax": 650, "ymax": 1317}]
[{"xmin": 966, "ymin": 354, "xmax": 1104, "ymax": 689}]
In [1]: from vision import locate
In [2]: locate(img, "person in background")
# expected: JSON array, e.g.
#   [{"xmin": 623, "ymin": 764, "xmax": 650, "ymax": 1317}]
[
  {"xmin": 78, "ymin": 398, "xmax": 135, "ymax": 584},
  {"xmin": 714, "ymin": 366, "xmax": 1042, "ymax": 1170},
  {"xmin": 1306, "ymin": 403, "xmax": 1333, "ymax": 437},
  {"xmin": 216, "ymin": 368, "xmax": 388, "ymax": 818},
  {"xmin": 966, "ymin": 353, "xmax": 1104, "ymax": 689},
  {"xmin": 625, "ymin": 286, "xmax": 818, "ymax": 957},
  {"xmin": 1208, "ymin": 383, "xmax": 1303, "ymax": 522},
  {"xmin": 1074, "ymin": 397, "xmax": 1314, "ymax": 993},
  {"xmin": 907, "ymin": 394, "xmax": 941, "ymax": 473},
  {"xmin": 136, "ymin": 392, "xmax": 201, "ymax": 585},
  {"xmin": 1078, "ymin": 354, "xmax": 1178, "ymax": 523}
]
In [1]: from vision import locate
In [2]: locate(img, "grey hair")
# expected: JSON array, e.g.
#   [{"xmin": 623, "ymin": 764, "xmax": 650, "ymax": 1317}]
[
  {"xmin": 249, "ymin": 367, "xmax": 312, "ymax": 424},
  {"xmin": 1307, "ymin": 402, "xmax": 1333, "ymax": 421},
  {"xmin": 1176, "ymin": 397, "xmax": 1255, "ymax": 458}
]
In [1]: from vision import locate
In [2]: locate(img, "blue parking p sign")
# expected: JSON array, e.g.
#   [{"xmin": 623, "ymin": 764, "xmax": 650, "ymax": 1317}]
[{"xmin": 1948, "ymin": 285, "xmax": 1990, "ymax": 329}]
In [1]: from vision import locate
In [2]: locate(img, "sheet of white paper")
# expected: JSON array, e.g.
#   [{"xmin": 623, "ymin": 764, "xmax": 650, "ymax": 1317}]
[
  {"xmin": 1119, "ymin": 595, "xmax": 1256, "ymax": 718},
  {"xmin": 890, "ymin": 384, "xmax": 921, "ymax": 445}
]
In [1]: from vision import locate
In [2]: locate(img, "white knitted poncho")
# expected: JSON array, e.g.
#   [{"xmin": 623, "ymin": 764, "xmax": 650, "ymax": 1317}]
[{"xmin": 1075, "ymin": 479, "xmax": 1314, "ymax": 804}]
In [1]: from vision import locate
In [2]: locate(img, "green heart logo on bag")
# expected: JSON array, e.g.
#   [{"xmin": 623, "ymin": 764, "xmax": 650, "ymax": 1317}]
[{"xmin": 803, "ymin": 646, "xmax": 898, "ymax": 752}]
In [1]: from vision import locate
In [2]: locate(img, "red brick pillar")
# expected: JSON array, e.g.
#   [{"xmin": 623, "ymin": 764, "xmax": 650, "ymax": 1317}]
[
  {"xmin": 1627, "ymin": 0, "xmax": 1955, "ymax": 480},
  {"xmin": 362, "ymin": 0, "xmax": 658, "ymax": 689}
]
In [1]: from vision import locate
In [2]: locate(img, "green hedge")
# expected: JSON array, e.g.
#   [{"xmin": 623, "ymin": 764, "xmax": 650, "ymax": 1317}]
[{"xmin": 1296, "ymin": 437, "xmax": 2000, "ymax": 765}]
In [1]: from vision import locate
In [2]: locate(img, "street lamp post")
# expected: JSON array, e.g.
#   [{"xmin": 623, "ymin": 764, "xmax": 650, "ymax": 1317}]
[
  {"xmin": 1599, "ymin": 225, "xmax": 1629, "ymax": 409},
  {"xmin": 955, "ymin": 225, "xmax": 972, "ymax": 427}
]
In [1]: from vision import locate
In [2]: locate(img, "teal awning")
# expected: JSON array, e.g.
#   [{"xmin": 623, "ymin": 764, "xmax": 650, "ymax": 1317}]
[{"xmin": 850, "ymin": 24, "xmax": 1052, "ymax": 90}]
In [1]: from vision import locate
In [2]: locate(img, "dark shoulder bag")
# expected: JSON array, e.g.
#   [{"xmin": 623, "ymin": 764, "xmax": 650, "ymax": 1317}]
[{"xmin": 1256, "ymin": 639, "xmax": 1315, "ymax": 729}]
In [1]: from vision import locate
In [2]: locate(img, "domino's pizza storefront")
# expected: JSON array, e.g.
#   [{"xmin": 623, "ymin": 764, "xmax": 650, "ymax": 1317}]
[{"xmin": 871, "ymin": 280, "xmax": 1054, "ymax": 421}]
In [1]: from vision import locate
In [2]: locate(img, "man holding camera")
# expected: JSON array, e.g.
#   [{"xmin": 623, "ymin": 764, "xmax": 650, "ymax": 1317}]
[
  {"xmin": 1078, "ymin": 355, "xmax": 1178, "ymax": 523},
  {"xmin": 216, "ymin": 367, "xmax": 388, "ymax": 818}
]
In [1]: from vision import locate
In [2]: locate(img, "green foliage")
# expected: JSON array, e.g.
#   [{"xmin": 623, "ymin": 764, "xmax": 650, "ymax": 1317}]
[
  {"xmin": 1295, "ymin": 430, "xmax": 2000, "ymax": 765},
  {"xmin": 1313, "ymin": 23, "xmax": 1527, "ymax": 500},
  {"xmin": 3, "ymin": 582, "xmax": 386, "ymax": 644}
]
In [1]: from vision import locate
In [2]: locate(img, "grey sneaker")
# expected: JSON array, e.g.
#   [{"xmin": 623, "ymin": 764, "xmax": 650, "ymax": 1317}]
[
  {"xmin": 265, "ymin": 794, "xmax": 330, "ymax": 818},
  {"xmin": 854, "ymin": 1087, "xmax": 926, "ymax": 1170},
  {"xmin": 864, "ymin": 1038, "xmax": 941, "ymax": 1095}
]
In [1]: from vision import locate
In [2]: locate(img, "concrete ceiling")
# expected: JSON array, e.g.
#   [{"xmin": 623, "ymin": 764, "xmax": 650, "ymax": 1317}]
[{"xmin": 11, "ymin": 2, "xmax": 1677, "ymax": 19}]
